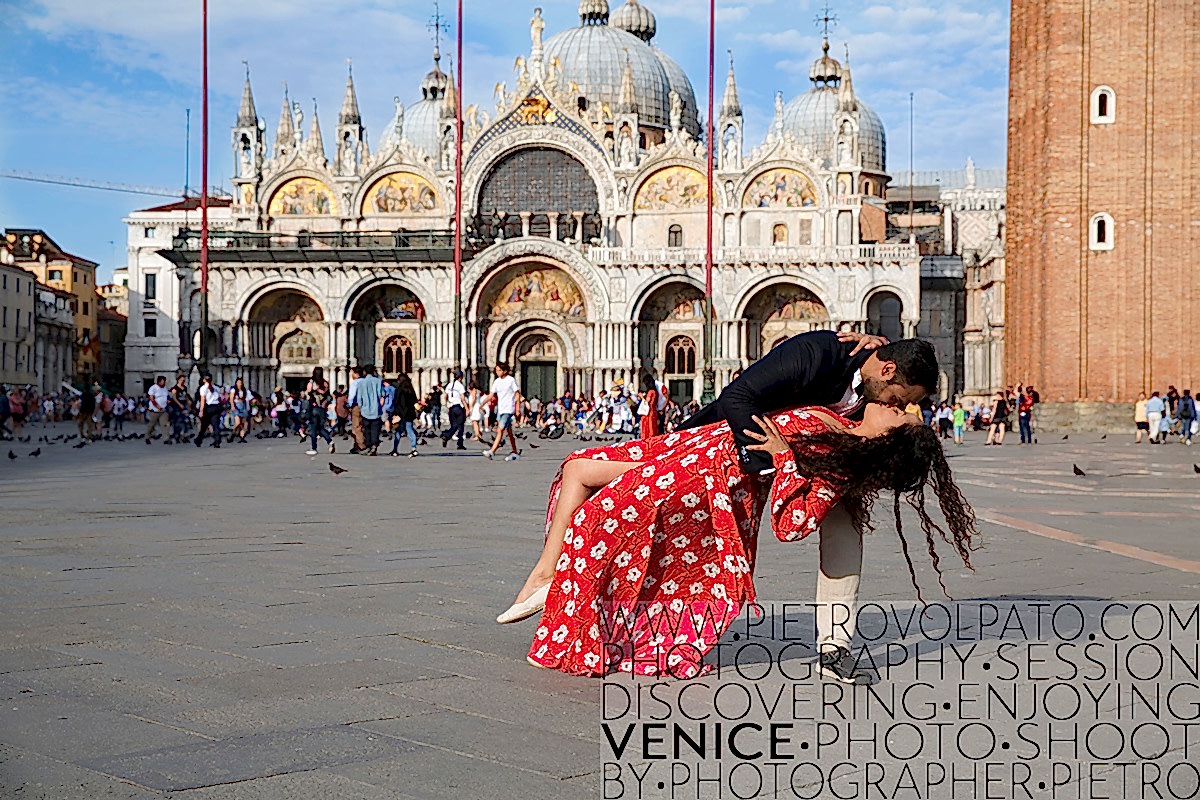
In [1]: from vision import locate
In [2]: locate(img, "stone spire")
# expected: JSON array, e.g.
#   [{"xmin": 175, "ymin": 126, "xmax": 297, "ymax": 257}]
[
  {"xmin": 617, "ymin": 56, "xmax": 637, "ymax": 114},
  {"xmin": 274, "ymin": 85, "xmax": 294, "ymax": 158},
  {"xmin": 720, "ymin": 52, "xmax": 741, "ymax": 119},
  {"xmin": 441, "ymin": 56, "xmax": 457, "ymax": 119},
  {"xmin": 837, "ymin": 44, "xmax": 857, "ymax": 112},
  {"xmin": 237, "ymin": 63, "xmax": 257, "ymax": 127},
  {"xmin": 339, "ymin": 64, "xmax": 361, "ymax": 125},
  {"xmin": 307, "ymin": 99, "xmax": 325, "ymax": 159}
]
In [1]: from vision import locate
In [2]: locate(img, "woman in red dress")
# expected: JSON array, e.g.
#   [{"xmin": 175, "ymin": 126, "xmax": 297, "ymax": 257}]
[
  {"xmin": 502, "ymin": 404, "xmax": 978, "ymax": 678},
  {"xmin": 637, "ymin": 373, "xmax": 660, "ymax": 440}
]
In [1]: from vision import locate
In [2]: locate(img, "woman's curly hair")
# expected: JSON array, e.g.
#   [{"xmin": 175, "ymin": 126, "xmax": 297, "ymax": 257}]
[{"xmin": 791, "ymin": 423, "xmax": 981, "ymax": 601}]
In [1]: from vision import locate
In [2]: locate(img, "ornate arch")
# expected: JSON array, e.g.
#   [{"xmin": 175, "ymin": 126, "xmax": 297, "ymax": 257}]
[
  {"xmin": 260, "ymin": 170, "xmax": 339, "ymax": 217},
  {"xmin": 735, "ymin": 160, "xmax": 828, "ymax": 209},
  {"xmin": 731, "ymin": 272, "xmax": 835, "ymax": 321},
  {"xmin": 630, "ymin": 162, "xmax": 713, "ymax": 212},
  {"xmin": 464, "ymin": 239, "xmax": 610, "ymax": 321},
  {"xmin": 237, "ymin": 277, "xmax": 331, "ymax": 322},
  {"xmin": 489, "ymin": 318, "xmax": 581, "ymax": 371},
  {"xmin": 628, "ymin": 273, "xmax": 707, "ymax": 322},
  {"xmin": 340, "ymin": 274, "xmax": 435, "ymax": 322},
  {"xmin": 355, "ymin": 165, "xmax": 445, "ymax": 217},
  {"xmin": 463, "ymin": 130, "xmax": 616, "ymax": 215},
  {"xmin": 860, "ymin": 284, "xmax": 918, "ymax": 321}
]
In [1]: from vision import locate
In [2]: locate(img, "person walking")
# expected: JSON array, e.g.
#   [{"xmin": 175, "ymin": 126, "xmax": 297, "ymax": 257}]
[
  {"xmin": 483, "ymin": 362, "xmax": 522, "ymax": 461},
  {"xmin": 352, "ymin": 365, "xmax": 384, "ymax": 456},
  {"xmin": 1017, "ymin": 388, "xmax": 1035, "ymax": 444},
  {"xmin": 145, "ymin": 376, "xmax": 170, "ymax": 443},
  {"xmin": 229, "ymin": 378, "xmax": 251, "ymax": 443},
  {"xmin": 388, "ymin": 373, "xmax": 420, "ymax": 457},
  {"xmin": 468, "ymin": 384, "xmax": 486, "ymax": 443},
  {"xmin": 985, "ymin": 391, "xmax": 1009, "ymax": 446},
  {"xmin": 1145, "ymin": 391, "xmax": 1166, "ymax": 444},
  {"xmin": 1134, "ymin": 392, "xmax": 1149, "ymax": 444},
  {"xmin": 193, "ymin": 373, "xmax": 222, "ymax": 448},
  {"xmin": 952, "ymin": 401, "xmax": 966, "ymax": 445},
  {"xmin": 1178, "ymin": 389, "xmax": 1196, "ymax": 445},
  {"xmin": 304, "ymin": 376, "xmax": 335, "ymax": 455},
  {"xmin": 429, "ymin": 384, "xmax": 443, "ymax": 433},
  {"xmin": 637, "ymin": 373, "xmax": 660, "ymax": 440},
  {"xmin": 333, "ymin": 385, "xmax": 349, "ymax": 438},
  {"xmin": 441, "ymin": 369, "xmax": 468, "ymax": 450},
  {"xmin": 346, "ymin": 368, "xmax": 367, "ymax": 453},
  {"xmin": 169, "ymin": 375, "xmax": 191, "ymax": 443}
]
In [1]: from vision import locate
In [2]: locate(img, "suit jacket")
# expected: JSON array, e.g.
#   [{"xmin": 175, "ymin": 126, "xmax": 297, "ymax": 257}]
[{"xmin": 679, "ymin": 330, "xmax": 870, "ymax": 474}]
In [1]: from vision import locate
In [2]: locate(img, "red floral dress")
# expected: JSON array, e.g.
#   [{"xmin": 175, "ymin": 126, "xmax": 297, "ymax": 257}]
[{"xmin": 527, "ymin": 408, "xmax": 845, "ymax": 678}]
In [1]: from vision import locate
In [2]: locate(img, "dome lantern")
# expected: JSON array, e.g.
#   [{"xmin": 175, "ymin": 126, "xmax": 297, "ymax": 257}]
[
  {"xmin": 611, "ymin": 0, "xmax": 656, "ymax": 42},
  {"xmin": 579, "ymin": 0, "xmax": 609, "ymax": 25}
]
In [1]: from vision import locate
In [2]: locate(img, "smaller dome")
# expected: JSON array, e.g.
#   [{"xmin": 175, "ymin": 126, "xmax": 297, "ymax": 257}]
[
  {"xmin": 578, "ymin": 0, "xmax": 609, "ymax": 25},
  {"xmin": 404, "ymin": 98, "xmax": 443, "ymax": 159},
  {"xmin": 611, "ymin": 0, "xmax": 656, "ymax": 42},
  {"xmin": 420, "ymin": 53, "xmax": 450, "ymax": 101},
  {"xmin": 809, "ymin": 40, "xmax": 841, "ymax": 86}
]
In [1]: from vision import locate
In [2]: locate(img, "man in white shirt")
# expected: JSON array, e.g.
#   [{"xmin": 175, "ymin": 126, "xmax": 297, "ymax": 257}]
[
  {"xmin": 145, "ymin": 376, "xmax": 171, "ymax": 444},
  {"xmin": 483, "ymin": 362, "xmax": 522, "ymax": 462},
  {"xmin": 193, "ymin": 373, "xmax": 223, "ymax": 448},
  {"xmin": 440, "ymin": 369, "xmax": 468, "ymax": 450}
]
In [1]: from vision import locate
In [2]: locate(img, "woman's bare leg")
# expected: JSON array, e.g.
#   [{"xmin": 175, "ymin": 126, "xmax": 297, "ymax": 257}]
[{"xmin": 512, "ymin": 458, "xmax": 640, "ymax": 603}]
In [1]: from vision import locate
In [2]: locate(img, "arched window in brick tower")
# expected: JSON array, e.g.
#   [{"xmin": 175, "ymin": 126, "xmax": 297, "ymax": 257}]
[
  {"xmin": 1089, "ymin": 212, "xmax": 1114, "ymax": 251},
  {"xmin": 1090, "ymin": 86, "xmax": 1115, "ymax": 124}
]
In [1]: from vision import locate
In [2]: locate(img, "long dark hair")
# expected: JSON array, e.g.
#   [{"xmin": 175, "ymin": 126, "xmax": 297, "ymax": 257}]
[{"xmin": 792, "ymin": 424, "xmax": 980, "ymax": 601}]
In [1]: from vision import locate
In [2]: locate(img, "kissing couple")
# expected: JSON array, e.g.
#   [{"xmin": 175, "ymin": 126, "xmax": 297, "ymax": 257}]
[{"xmin": 497, "ymin": 331, "xmax": 980, "ymax": 680}]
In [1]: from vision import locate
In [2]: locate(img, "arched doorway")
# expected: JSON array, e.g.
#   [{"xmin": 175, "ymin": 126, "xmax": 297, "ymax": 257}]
[
  {"xmin": 350, "ymin": 285, "xmax": 425, "ymax": 375},
  {"xmin": 637, "ymin": 282, "xmax": 706, "ymax": 402},
  {"xmin": 866, "ymin": 291, "xmax": 904, "ymax": 343},
  {"xmin": 514, "ymin": 332, "xmax": 559, "ymax": 403},
  {"xmin": 247, "ymin": 289, "xmax": 324, "ymax": 393},
  {"xmin": 742, "ymin": 284, "xmax": 830, "ymax": 361}
]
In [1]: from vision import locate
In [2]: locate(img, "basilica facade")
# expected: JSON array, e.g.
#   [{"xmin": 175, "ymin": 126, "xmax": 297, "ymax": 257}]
[{"xmin": 125, "ymin": 0, "xmax": 920, "ymax": 402}]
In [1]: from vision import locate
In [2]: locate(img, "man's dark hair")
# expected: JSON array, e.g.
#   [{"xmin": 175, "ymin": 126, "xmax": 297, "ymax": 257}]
[{"xmin": 875, "ymin": 340, "xmax": 939, "ymax": 396}]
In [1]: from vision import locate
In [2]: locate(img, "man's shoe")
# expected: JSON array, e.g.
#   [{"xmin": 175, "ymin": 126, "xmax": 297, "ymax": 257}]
[
  {"xmin": 408, "ymin": 450, "xmax": 419, "ymax": 458},
  {"xmin": 482, "ymin": 449, "xmax": 493, "ymax": 460},
  {"xmin": 504, "ymin": 452, "xmax": 520, "ymax": 462},
  {"xmin": 305, "ymin": 449, "xmax": 318, "ymax": 455},
  {"xmin": 441, "ymin": 435, "xmax": 449, "ymax": 448},
  {"xmin": 329, "ymin": 442, "xmax": 335, "ymax": 454},
  {"xmin": 817, "ymin": 646, "xmax": 873, "ymax": 685},
  {"xmin": 456, "ymin": 443, "xmax": 467, "ymax": 450},
  {"xmin": 349, "ymin": 447, "xmax": 361, "ymax": 455}
]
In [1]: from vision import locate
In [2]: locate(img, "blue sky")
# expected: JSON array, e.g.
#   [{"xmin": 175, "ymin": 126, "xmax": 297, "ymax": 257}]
[{"xmin": 0, "ymin": 0, "xmax": 1010, "ymax": 283}]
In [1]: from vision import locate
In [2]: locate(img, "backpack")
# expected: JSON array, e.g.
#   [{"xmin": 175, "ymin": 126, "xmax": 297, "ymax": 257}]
[{"xmin": 1180, "ymin": 396, "xmax": 1197, "ymax": 419}]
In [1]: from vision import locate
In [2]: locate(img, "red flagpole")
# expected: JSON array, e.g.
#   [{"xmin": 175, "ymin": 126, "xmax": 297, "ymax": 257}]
[
  {"xmin": 701, "ymin": 0, "xmax": 716, "ymax": 403},
  {"xmin": 452, "ymin": 0, "xmax": 464, "ymax": 369},
  {"xmin": 199, "ymin": 0, "xmax": 210, "ymax": 374}
]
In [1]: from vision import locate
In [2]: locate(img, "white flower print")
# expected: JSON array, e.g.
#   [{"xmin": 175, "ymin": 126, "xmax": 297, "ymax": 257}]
[
  {"xmin": 723, "ymin": 554, "xmax": 738, "ymax": 573},
  {"xmin": 658, "ymin": 554, "xmax": 675, "ymax": 568},
  {"xmin": 603, "ymin": 519, "xmax": 619, "ymax": 534},
  {"xmin": 588, "ymin": 624, "xmax": 600, "ymax": 639},
  {"xmin": 634, "ymin": 485, "xmax": 650, "ymax": 500},
  {"xmin": 668, "ymin": 513, "xmax": 685, "ymax": 525},
  {"xmin": 791, "ymin": 509, "xmax": 808, "ymax": 526},
  {"xmin": 614, "ymin": 551, "xmax": 632, "ymax": 567},
  {"xmin": 640, "ymin": 545, "xmax": 651, "ymax": 559},
  {"xmin": 647, "ymin": 601, "xmax": 664, "ymax": 616},
  {"xmin": 703, "ymin": 563, "xmax": 720, "ymax": 578},
  {"xmin": 733, "ymin": 488, "xmax": 749, "ymax": 502},
  {"xmin": 574, "ymin": 509, "xmax": 587, "ymax": 526},
  {"xmin": 655, "ymin": 472, "xmax": 676, "ymax": 490},
  {"xmin": 653, "ymin": 531, "xmax": 667, "ymax": 544},
  {"xmin": 552, "ymin": 624, "xmax": 570, "ymax": 643},
  {"xmin": 628, "ymin": 446, "xmax": 644, "ymax": 460},
  {"xmin": 593, "ymin": 452, "xmax": 610, "ymax": 460},
  {"xmin": 682, "ymin": 493, "xmax": 700, "ymax": 508},
  {"xmin": 627, "ymin": 566, "xmax": 642, "ymax": 583},
  {"xmin": 689, "ymin": 581, "xmax": 705, "ymax": 594},
  {"xmin": 670, "ymin": 598, "xmax": 685, "ymax": 614},
  {"xmin": 700, "ymin": 536, "xmax": 714, "ymax": 547},
  {"xmin": 564, "ymin": 599, "xmax": 576, "ymax": 617},
  {"xmin": 560, "ymin": 578, "xmax": 573, "ymax": 594},
  {"xmin": 536, "ymin": 625, "xmax": 549, "ymax": 640},
  {"xmin": 601, "ymin": 497, "xmax": 615, "ymax": 512},
  {"xmin": 712, "ymin": 583, "xmax": 727, "ymax": 600},
  {"xmin": 621, "ymin": 506, "xmax": 640, "ymax": 522},
  {"xmin": 574, "ymin": 557, "xmax": 588, "ymax": 573},
  {"xmin": 714, "ymin": 538, "xmax": 724, "ymax": 551},
  {"xmin": 583, "ymin": 652, "xmax": 600, "ymax": 668},
  {"xmin": 666, "ymin": 434, "xmax": 681, "ymax": 446},
  {"xmin": 661, "ymin": 580, "xmax": 679, "ymax": 595},
  {"xmin": 644, "ymin": 575, "xmax": 657, "ymax": 587},
  {"xmin": 590, "ymin": 541, "xmax": 608, "ymax": 559},
  {"xmin": 692, "ymin": 510, "xmax": 710, "ymax": 522},
  {"xmin": 556, "ymin": 553, "xmax": 571, "ymax": 570},
  {"xmin": 573, "ymin": 533, "xmax": 585, "ymax": 550},
  {"xmin": 641, "ymin": 465, "xmax": 656, "ymax": 477},
  {"xmin": 672, "ymin": 535, "xmax": 690, "ymax": 549},
  {"xmin": 681, "ymin": 551, "xmax": 698, "ymax": 564}
]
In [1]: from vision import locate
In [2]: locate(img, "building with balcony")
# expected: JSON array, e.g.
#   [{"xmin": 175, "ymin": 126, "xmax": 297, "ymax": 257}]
[
  {"xmin": 0, "ymin": 263, "xmax": 36, "ymax": 388},
  {"xmin": 134, "ymin": 0, "xmax": 923, "ymax": 401}
]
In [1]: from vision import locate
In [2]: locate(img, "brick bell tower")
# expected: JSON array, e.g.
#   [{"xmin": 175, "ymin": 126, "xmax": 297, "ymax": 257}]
[{"xmin": 1005, "ymin": 1, "xmax": 1199, "ymax": 403}]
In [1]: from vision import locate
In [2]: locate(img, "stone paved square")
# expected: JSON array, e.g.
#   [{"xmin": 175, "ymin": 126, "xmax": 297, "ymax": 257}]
[{"xmin": 2, "ymin": 425, "xmax": 1199, "ymax": 798}]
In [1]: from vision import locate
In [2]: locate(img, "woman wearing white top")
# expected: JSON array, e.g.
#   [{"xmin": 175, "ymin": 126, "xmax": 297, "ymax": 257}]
[{"xmin": 468, "ymin": 386, "xmax": 486, "ymax": 443}]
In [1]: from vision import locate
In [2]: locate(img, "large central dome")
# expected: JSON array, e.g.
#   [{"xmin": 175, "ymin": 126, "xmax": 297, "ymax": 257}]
[{"xmin": 544, "ymin": 0, "xmax": 699, "ymax": 134}]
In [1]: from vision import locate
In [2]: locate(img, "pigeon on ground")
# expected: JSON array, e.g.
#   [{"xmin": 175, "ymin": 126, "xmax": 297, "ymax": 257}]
[
  {"xmin": 1062, "ymin": 435, "xmax": 1069, "ymax": 441},
  {"xmin": 29, "ymin": 448, "xmax": 40, "ymax": 458},
  {"xmin": 1100, "ymin": 434, "xmax": 1107, "ymax": 440},
  {"xmin": 7, "ymin": 450, "xmax": 16, "ymax": 461},
  {"xmin": 1193, "ymin": 464, "xmax": 1200, "ymax": 474},
  {"xmin": 18, "ymin": 435, "xmax": 30, "ymax": 443},
  {"xmin": 329, "ymin": 462, "xmax": 348, "ymax": 475},
  {"xmin": 72, "ymin": 442, "xmax": 88, "ymax": 449},
  {"xmin": 529, "ymin": 443, "xmax": 540, "ymax": 448},
  {"xmin": 1073, "ymin": 464, "xmax": 1086, "ymax": 477}
]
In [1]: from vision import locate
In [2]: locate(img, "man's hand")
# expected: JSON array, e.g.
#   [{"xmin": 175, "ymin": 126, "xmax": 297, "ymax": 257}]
[
  {"xmin": 743, "ymin": 415, "xmax": 790, "ymax": 455},
  {"xmin": 837, "ymin": 331, "xmax": 889, "ymax": 356}
]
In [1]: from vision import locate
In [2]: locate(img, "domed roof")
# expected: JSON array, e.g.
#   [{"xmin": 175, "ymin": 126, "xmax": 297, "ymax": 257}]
[
  {"xmin": 780, "ymin": 42, "xmax": 886, "ymax": 172},
  {"xmin": 611, "ymin": 0, "xmax": 656, "ymax": 42},
  {"xmin": 402, "ymin": 97, "xmax": 443, "ymax": 160},
  {"xmin": 545, "ymin": 23, "xmax": 673, "ymax": 129},
  {"xmin": 654, "ymin": 48, "xmax": 700, "ymax": 137}
]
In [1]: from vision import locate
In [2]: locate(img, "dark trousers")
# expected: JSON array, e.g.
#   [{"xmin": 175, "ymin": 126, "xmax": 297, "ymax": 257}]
[
  {"xmin": 1018, "ymin": 413, "xmax": 1032, "ymax": 443},
  {"xmin": 195, "ymin": 409, "xmax": 221, "ymax": 446},
  {"xmin": 361, "ymin": 416, "xmax": 382, "ymax": 450},
  {"xmin": 444, "ymin": 405, "xmax": 466, "ymax": 444}
]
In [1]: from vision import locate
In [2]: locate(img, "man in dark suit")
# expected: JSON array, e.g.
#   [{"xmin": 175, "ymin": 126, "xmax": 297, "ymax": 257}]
[{"xmin": 682, "ymin": 330, "xmax": 940, "ymax": 684}]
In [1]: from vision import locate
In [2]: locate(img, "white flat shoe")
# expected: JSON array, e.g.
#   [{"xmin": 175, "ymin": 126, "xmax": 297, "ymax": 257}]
[{"xmin": 496, "ymin": 583, "xmax": 550, "ymax": 624}]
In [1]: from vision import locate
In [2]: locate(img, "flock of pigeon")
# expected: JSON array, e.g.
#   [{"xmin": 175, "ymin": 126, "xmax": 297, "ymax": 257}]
[{"xmin": 5, "ymin": 430, "xmax": 152, "ymax": 461}]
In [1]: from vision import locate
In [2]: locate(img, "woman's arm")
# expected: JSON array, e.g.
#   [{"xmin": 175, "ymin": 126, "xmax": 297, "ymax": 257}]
[{"xmin": 743, "ymin": 414, "xmax": 841, "ymax": 542}]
